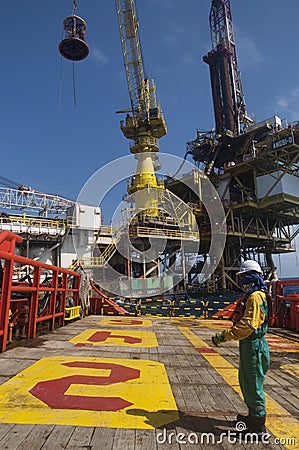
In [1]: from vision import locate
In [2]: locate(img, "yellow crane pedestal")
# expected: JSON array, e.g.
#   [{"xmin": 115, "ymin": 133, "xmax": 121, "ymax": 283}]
[{"xmin": 127, "ymin": 152, "xmax": 164, "ymax": 217}]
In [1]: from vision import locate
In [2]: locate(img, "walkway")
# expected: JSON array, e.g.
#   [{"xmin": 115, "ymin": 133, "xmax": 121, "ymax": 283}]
[{"xmin": 0, "ymin": 316, "xmax": 298, "ymax": 449}]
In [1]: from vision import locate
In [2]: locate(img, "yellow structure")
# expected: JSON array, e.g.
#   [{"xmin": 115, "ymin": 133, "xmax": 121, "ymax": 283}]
[{"xmin": 116, "ymin": 0, "xmax": 166, "ymax": 216}]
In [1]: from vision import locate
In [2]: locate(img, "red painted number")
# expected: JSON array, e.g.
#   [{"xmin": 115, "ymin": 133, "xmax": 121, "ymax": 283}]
[
  {"xmin": 29, "ymin": 361, "xmax": 140, "ymax": 411},
  {"xmin": 110, "ymin": 319, "xmax": 143, "ymax": 325},
  {"xmin": 88, "ymin": 331, "xmax": 142, "ymax": 344}
]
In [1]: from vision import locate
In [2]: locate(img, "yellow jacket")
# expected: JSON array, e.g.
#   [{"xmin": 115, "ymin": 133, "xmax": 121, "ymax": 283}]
[{"xmin": 224, "ymin": 290, "xmax": 266, "ymax": 341}]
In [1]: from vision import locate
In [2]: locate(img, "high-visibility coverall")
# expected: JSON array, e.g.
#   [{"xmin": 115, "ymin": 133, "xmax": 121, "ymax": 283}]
[{"xmin": 223, "ymin": 290, "xmax": 270, "ymax": 417}]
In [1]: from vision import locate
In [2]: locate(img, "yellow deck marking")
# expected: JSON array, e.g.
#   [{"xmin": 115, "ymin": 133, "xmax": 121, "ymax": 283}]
[
  {"xmin": 267, "ymin": 335, "xmax": 299, "ymax": 352},
  {"xmin": 189, "ymin": 319, "xmax": 299, "ymax": 351},
  {"xmin": 0, "ymin": 356, "xmax": 178, "ymax": 429},
  {"xmin": 69, "ymin": 329, "xmax": 158, "ymax": 348},
  {"xmin": 280, "ymin": 364, "xmax": 299, "ymax": 379},
  {"xmin": 179, "ymin": 327, "xmax": 299, "ymax": 449},
  {"xmin": 98, "ymin": 318, "xmax": 152, "ymax": 327},
  {"xmin": 199, "ymin": 319, "xmax": 233, "ymax": 330}
]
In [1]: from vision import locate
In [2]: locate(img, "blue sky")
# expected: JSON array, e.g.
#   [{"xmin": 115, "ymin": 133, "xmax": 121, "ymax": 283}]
[{"xmin": 1, "ymin": 0, "xmax": 299, "ymax": 276}]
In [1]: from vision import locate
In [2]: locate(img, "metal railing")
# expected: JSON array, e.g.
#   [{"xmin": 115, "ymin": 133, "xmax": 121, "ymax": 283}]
[
  {"xmin": 79, "ymin": 255, "xmax": 112, "ymax": 267},
  {"xmin": 130, "ymin": 226, "xmax": 199, "ymax": 240},
  {"xmin": 0, "ymin": 216, "xmax": 66, "ymax": 230},
  {"xmin": 0, "ymin": 231, "xmax": 80, "ymax": 352},
  {"xmin": 99, "ymin": 225, "xmax": 113, "ymax": 235}
]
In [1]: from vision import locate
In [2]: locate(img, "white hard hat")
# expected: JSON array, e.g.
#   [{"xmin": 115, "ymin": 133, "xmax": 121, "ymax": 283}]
[{"xmin": 237, "ymin": 260, "xmax": 262, "ymax": 275}]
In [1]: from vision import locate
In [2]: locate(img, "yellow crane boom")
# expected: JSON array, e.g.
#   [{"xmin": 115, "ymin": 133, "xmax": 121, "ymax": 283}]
[{"xmin": 115, "ymin": 0, "xmax": 166, "ymax": 215}]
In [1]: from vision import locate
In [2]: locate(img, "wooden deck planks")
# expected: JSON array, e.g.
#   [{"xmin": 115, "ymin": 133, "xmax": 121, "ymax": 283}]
[
  {"xmin": 135, "ymin": 429, "xmax": 157, "ymax": 450},
  {"xmin": 0, "ymin": 424, "xmax": 16, "ymax": 444},
  {"xmin": 267, "ymin": 387, "xmax": 299, "ymax": 417},
  {"xmin": 90, "ymin": 427, "xmax": 116, "ymax": 450},
  {"xmin": 65, "ymin": 426, "xmax": 95, "ymax": 449},
  {"xmin": 39, "ymin": 425, "xmax": 75, "ymax": 450},
  {"xmin": 0, "ymin": 424, "xmax": 34, "ymax": 449},
  {"xmin": 112, "ymin": 428, "xmax": 136, "ymax": 450},
  {"xmin": 0, "ymin": 316, "xmax": 297, "ymax": 449},
  {"xmin": 15, "ymin": 425, "xmax": 55, "ymax": 450}
]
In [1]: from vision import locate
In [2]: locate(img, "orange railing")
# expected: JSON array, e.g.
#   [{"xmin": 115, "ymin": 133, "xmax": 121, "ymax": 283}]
[
  {"xmin": 89, "ymin": 279, "xmax": 129, "ymax": 316},
  {"xmin": 0, "ymin": 231, "xmax": 80, "ymax": 352}
]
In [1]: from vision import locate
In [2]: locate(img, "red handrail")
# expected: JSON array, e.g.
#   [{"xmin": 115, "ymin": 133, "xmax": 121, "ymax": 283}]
[
  {"xmin": 0, "ymin": 231, "xmax": 80, "ymax": 352},
  {"xmin": 90, "ymin": 279, "xmax": 129, "ymax": 316}
]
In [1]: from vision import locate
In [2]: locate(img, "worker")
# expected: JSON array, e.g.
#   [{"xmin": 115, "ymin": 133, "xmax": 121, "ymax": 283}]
[
  {"xmin": 169, "ymin": 299, "xmax": 175, "ymax": 317},
  {"xmin": 134, "ymin": 299, "xmax": 141, "ymax": 317},
  {"xmin": 211, "ymin": 260, "xmax": 270, "ymax": 438},
  {"xmin": 78, "ymin": 29, "xmax": 86, "ymax": 41}
]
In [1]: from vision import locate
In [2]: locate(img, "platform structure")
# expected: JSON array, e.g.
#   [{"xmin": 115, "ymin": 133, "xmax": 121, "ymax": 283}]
[{"xmin": 0, "ymin": 316, "xmax": 297, "ymax": 449}]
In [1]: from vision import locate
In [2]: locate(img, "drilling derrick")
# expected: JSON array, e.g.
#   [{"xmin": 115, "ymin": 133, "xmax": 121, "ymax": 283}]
[
  {"xmin": 180, "ymin": 0, "xmax": 299, "ymax": 291},
  {"xmin": 116, "ymin": 0, "xmax": 167, "ymax": 216},
  {"xmin": 203, "ymin": 0, "xmax": 251, "ymax": 135}
]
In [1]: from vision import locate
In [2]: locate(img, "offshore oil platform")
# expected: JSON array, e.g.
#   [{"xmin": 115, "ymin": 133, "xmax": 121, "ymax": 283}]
[
  {"xmin": 0, "ymin": 0, "xmax": 299, "ymax": 332},
  {"xmin": 0, "ymin": 2, "xmax": 298, "ymax": 446}
]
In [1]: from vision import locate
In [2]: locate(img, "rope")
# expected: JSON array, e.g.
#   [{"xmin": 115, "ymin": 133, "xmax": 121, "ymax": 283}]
[
  {"xmin": 77, "ymin": 266, "xmax": 91, "ymax": 310},
  {"xmin": 59, "ymin": 53, "xmax": 63, "ymax": 113},
  {"xmin": 72, "ymin": 61, "xmax": 77, "ymax": 107},
  {"xmin": 171, "ymin": 152, "xmax": 188, "ymax": 179}
]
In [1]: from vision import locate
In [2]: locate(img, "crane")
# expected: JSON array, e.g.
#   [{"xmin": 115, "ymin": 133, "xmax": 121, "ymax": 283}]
[{"xmin": 115, "ymin": 0, "xmax": 167, "ymax": 216}]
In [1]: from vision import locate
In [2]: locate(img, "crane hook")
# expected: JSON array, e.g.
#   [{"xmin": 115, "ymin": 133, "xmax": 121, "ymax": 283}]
[{"xmin": 58, "ymin": 1, "xmax": 89, "ymax": 61}]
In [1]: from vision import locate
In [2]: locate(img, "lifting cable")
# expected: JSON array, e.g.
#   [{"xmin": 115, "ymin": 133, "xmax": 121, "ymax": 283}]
[
  {"xmin": 59, "ymin": 36, "xmax": 77, "ymax": 108},
  {"xmin": 72, "ymin": 0, "xmax": 78, "ymax": 107},
  {"xmin": 72, "ymin": 62, "xmax": 77, "ymax": 107},
  {"xmin": 58, "ymin": 0, "xmax": 88, "ymax": 107},
  {"xmin": 59, "ymin": 44, "xmax": 63, "ymax": 112},
  {"xmin": 171, "ymin": 152, "xmax": 189, "ymax": 179}
]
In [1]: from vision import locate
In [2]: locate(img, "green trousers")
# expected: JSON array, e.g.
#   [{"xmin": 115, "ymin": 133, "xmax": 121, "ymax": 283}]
[{"xmin": 239, "ymin": 336, "xmax": 270, "ymax": 417}]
